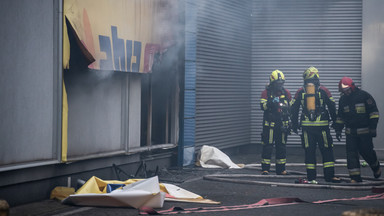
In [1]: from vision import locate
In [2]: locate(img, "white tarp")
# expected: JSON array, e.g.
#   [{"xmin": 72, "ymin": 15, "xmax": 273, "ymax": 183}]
[{"xmin": 197, "ymin": 145, "xmax": 242, "ymax": 169}]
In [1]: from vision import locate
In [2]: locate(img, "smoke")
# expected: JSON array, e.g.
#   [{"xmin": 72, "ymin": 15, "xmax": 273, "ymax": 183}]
[
  {"xmin": 93, "ymin": 69, "xmax": 114, "ymax": 80},
  {"xmin": 150, "ymin": 0, "xmax": 184, "ymax": 67}
]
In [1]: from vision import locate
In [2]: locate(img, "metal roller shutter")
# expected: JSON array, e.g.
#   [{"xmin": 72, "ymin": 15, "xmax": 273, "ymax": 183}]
[
  {"xmin": 251, "ymin": 0, "xmax": 362, "ymax": 145},
  {"xmin": 195, "ymin": 0, "xmax": 252, "ymax": 149}
]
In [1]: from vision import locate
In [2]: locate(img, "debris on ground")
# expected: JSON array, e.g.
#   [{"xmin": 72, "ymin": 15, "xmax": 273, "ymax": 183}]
[
  {"xmin": 50, "ymin": 186, "xmax": 75, "ymax": 201},
  {"xmin": 196, "ymin": 145, "xmax": 244, "ymax": 169},
  {"xmin": 0, "ymin": 199, "xmax": 10, "ymax": 216},
  {"xmin": 62, "ymin": 175, "xmax": 219, "ymax": 209}
]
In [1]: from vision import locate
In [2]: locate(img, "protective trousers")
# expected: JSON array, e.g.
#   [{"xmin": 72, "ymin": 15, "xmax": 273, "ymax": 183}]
[
  {"xmin": 302, "ymin": 129, "xmax": 335, "ymax": 181},
  {"xmin": 261, "ymin": 125, "xmax": 287, "ymax": 174},
  {"xmin": 346, "ymin": 134, "xmax": 380, "ymax": 182}
]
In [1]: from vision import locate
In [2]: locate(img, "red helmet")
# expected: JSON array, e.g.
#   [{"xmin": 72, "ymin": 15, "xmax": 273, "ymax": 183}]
[{"xmin": 338, "ymin": 77, "xmax": 356, "ymax": 93}]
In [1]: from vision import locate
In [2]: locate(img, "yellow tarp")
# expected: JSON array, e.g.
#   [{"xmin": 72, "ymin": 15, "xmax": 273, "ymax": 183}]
[
  {"xmin": 76, "ymin": 176, "xmax": 187, "ymax": 196},
  {"xmin": 76, "ymin": 176, "xmax": 141, "ymax": 194},
  {"xmin": 74, "ymin": 176, "xmax": 220, "ymax": 205},
  {"xmin": 50, "ymin": 186, "xmax": 75, "ymax": 201},
  {"xmin": 64, "ymin": 176, "xmax": 165, "ymax": 208}
]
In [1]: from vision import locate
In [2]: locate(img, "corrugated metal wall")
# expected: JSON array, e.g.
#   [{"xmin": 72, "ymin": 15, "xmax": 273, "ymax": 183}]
[
  {"xmin": 195, "ymin": 0, "xmax": 252, "ymax": 149},
  {"xmin": 251, "ymin": 0, "xmax": 362, "ymax": 145}
]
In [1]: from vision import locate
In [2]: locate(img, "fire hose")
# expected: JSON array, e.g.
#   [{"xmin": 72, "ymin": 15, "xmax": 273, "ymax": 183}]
[{"xmin": 203, "ymin": 163, "xmax": 384, "ymax": 190}]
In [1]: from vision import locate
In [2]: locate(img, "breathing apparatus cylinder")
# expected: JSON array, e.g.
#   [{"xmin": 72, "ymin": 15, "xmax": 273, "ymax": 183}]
[{"xmin": 306, "ymin": 83, "xmax": 316, "ymax": 121}]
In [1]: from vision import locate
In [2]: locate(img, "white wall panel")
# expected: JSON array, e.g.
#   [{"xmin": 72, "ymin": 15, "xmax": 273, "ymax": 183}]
[
  {"xmin": 362, "ymin": 0, "xmax": 384, "ymax": 151},
  {"xmin": 0, "ymin": 0, "xmax": 60, "ymax": 168}
]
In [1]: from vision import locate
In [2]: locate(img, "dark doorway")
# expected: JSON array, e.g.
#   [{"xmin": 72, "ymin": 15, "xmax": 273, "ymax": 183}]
[{"xmin": 141, "ymin": 48, "xmax": 180, "ymax": 147}]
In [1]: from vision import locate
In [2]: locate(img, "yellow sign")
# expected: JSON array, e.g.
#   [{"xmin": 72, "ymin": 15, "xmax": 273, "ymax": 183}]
[{"xmin": 63, "ymin": 0, "xmax": 178, "ymax": 73}]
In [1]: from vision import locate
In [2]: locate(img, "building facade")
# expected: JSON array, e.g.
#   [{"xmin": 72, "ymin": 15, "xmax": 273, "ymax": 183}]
[{"xmin": 1, "ymin": 0, "xmax": 383, "ymax": 206}]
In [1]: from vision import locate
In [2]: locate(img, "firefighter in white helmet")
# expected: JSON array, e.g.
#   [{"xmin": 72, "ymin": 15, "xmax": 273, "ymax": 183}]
[
  {"xmin": 291, "ymin": 66, "xmax": 340, "ymax": 183},
  {"xmin": 260, "ymin": 70, "xmax": 291, "ymax": 175}
]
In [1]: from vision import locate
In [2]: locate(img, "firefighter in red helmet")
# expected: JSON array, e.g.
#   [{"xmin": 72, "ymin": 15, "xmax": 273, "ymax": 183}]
[
  {"xmin": 291, "ymin": 66, "xmax": 340, "ymax": 183},
  {"xmin": 334, "ymin": 77, "xmax": 381, "ymax": 183},
  {"xmin": 260, "ymin": 70, "xmax": 291, "ymax": 175}
]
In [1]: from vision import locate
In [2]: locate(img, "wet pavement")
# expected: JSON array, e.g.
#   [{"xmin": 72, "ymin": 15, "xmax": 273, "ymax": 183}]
[{"xmin": 8, "ymin": 146, "xmax": 384, "ymax": 216}]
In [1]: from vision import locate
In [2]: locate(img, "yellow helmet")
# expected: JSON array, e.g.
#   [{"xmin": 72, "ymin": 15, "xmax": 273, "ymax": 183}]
[
  {"xmin": 303, "ymin": 66, "xmax": 319, "ymax": 80},
  {"xmin": 269, "ymin": 70, "xmax": 285, "ymax": 83}
]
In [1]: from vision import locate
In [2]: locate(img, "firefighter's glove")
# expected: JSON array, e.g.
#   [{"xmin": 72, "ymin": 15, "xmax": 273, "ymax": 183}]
[
  {"xmin": 336, "ymin": 131, "xmax": 342, "ymax": 142},
  {"xmin": 370, "ymin": 129, "xmax": 377, "ymax": 138},
  {"xmin": 272, "ymin": 97, "xmax": 280, "ymax": 103},
  {"xmin": 267, "ymin": 98, "xmax": 279, "ymax": 110}
]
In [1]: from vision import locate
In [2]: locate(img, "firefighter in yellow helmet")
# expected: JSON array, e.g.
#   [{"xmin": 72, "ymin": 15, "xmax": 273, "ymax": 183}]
[
  {"xmin": 260, "ymin": 70, "xmax": 292, "ymax": 175},
  {"xmin": 291, "ymin": 66, "xmax": 341, "ymax": 183}
]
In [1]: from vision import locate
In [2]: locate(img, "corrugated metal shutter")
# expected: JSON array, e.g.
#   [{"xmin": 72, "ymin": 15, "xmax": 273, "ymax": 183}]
[
  {"xmin": 251, "ymin": 0, "xmax": 362, "ymax": 145},
  {"xmin": 195, "ymin": 0, "xmax": 252, "ymax": 149}
]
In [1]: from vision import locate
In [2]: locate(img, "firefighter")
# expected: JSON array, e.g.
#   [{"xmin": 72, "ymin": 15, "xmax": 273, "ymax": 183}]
[
  {"xmin": 291, "ymin": 66, "xmax": 340, "ymax": 183},
  {"xmin": 260, "ymin": 69, "xmax": 291, "ymax": 175},
  {"xmin": 334, "ymin": 77, "xmax": 381, "ymax": 183}
]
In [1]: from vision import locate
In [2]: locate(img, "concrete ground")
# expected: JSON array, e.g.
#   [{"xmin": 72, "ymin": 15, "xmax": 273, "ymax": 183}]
[{"xmin": 8, "ymin": 145, "xmax": 384, "ymax": 216}]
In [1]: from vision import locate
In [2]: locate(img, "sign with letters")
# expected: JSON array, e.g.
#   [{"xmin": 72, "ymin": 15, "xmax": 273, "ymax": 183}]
[{"xmin": 63, "ymin": 0, "xmax": 178, "ymax": 73}]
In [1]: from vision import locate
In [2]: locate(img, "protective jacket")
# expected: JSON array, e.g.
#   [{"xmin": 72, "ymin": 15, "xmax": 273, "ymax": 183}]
[
  {"xmin": 260, "ymin": 87, "xmax": 291, "ymax": 130},
  {"xmin": 334, "ymin": 88, "xmax": 379, "ymax": 135},
  {"xmin": 291, "ymin": 85, "xmax": 337, "ymax": 130}
]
